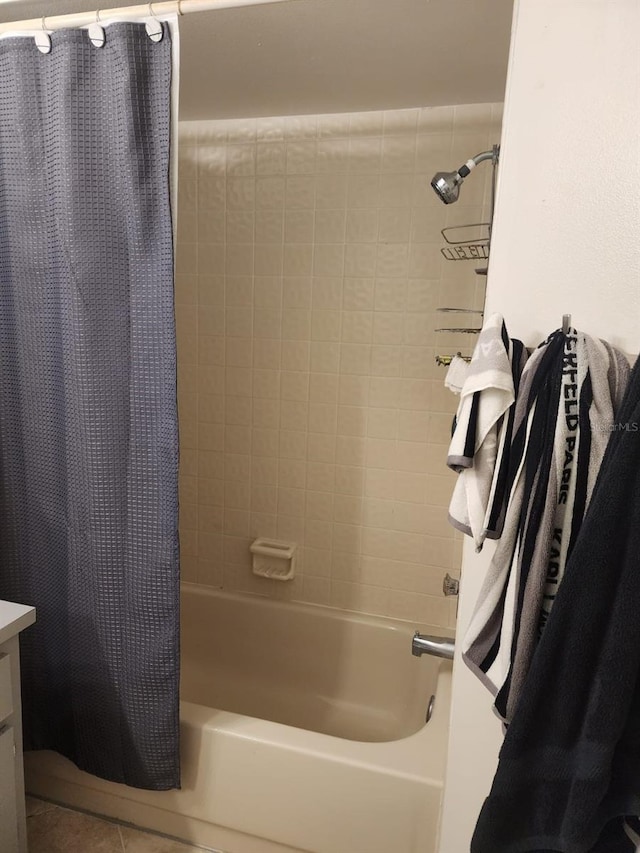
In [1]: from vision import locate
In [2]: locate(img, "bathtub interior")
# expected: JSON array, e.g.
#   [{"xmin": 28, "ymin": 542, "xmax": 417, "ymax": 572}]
[{"xmin": 180, "ymin": 583, "xmax": 447, "ymax": 742}]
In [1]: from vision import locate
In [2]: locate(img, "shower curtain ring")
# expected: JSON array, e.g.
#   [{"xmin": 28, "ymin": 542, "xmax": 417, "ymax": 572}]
[
  {"xmin": 36, "ymin": 15, "xmax": 52, "ymax": 52},
  {"xmin": 145, "ymin": 1, "xmax": 164, "ymax": 42},
  {"xmin": 90, "ymin": 9, "xmax": 106, "ymax": 47}
]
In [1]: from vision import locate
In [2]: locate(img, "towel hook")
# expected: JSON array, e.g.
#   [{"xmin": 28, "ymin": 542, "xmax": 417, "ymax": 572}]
[{"xmin": 562, "ymin": 314, "xmax": 571, "ymax": 335}]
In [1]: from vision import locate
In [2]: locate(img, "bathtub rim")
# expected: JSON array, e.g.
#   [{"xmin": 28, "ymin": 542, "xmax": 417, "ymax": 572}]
[{"xmin": 180, "ymin": 580, "xmax": 456, "ymax": 638}]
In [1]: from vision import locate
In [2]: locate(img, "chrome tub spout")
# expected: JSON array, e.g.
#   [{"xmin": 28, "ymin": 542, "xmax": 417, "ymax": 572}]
[{"xmin": 412, "ymin": 632, "xmax": 455, "ymax": 660}]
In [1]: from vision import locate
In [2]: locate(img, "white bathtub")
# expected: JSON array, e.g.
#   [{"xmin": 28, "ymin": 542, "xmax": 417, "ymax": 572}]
[{"xmin": 25, "ymin": 584, "xmax": 452, "ymax": 853}]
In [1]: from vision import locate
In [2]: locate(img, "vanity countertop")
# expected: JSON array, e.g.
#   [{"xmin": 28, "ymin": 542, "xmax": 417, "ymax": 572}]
[{"xmin": 0, "ymin": 601, "xmax": 35, "ymax": 646}]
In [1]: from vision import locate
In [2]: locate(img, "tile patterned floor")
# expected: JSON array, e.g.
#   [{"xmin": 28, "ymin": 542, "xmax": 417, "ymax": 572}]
[{"xmin": 26, "ymin": 797, "xmax": 210, "ymax": 853}]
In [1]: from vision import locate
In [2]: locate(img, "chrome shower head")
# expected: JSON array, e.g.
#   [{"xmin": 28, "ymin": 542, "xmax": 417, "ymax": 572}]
[
  {"xmin": 431, "ymin": 170, "xmax": 465, "ymax": 204},
  {"xmin": 431, "ymin": 147, "xmax": 499, "ymax": 204}
]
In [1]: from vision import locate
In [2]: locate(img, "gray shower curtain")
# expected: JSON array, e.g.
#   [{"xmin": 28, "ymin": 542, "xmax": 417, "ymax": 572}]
[{"xmin": 0, "ymin": 23, "xmax": 179, "ymax": 790}]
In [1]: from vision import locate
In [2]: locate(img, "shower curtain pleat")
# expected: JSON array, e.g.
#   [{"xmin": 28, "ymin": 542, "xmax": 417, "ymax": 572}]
[{"xmin": 0, "ymin": 22, "xmax": 180, "ymax": 790}]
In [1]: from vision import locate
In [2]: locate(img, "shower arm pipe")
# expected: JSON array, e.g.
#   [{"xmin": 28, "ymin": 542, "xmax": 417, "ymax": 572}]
[
  {"xmin": 458, "ymin": 146, "xmax": 499, "ymax": 178},
  {"xmin": 471, "ymin": 150, "xmax": 495, "ymax": 166},
  {"xmin": 0, "ymin": 0, "xmax": 299, "ymax": 33}
]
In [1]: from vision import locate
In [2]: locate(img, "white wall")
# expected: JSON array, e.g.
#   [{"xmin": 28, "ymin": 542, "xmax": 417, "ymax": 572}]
[{"xmin": 439, "ymin": 1, "xmax": 640, "ymax": 850}]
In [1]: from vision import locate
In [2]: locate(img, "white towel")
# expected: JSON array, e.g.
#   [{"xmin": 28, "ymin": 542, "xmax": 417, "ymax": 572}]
[
  {"xmin": 444, "ymin": 355, "xmax": 470, "ymax": 395},
  {"xmin": 447, "ymin": 313, "xmax": 520, "ymax": 552}
]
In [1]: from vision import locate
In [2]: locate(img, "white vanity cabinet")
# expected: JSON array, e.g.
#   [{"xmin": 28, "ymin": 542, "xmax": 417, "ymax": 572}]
[{"xmin": 0, "ymin": 602, "xmax": 36, "ymax": 853}]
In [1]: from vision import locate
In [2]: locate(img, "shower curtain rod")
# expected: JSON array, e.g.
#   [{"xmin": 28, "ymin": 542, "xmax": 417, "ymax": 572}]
[{"xmin": 0, "ymin": 0, "xmax": 297, "ymax": 33}]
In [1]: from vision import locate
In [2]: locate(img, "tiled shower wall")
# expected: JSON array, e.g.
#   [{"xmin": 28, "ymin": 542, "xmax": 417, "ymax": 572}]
[{"xmin": 176, "ymin": 103, "xmax": 502, "ymax": 629}]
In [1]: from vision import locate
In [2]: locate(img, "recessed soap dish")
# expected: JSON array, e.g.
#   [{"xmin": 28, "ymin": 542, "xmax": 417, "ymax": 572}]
[{"xmin": 250, "ymin": 538, "xmax": 296, "ymax": 581}]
